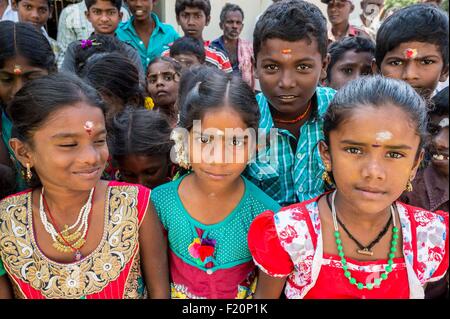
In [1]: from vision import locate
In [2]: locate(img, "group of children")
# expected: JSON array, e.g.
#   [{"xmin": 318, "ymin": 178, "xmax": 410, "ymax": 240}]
[{"xmin": 0, "ymin": 0, "xmax": 448, "ymax": 299}]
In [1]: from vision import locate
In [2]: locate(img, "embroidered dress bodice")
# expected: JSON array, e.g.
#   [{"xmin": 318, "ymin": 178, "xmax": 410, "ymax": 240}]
[{"xmin": 0, "ymin": 182, "xmax": 149, "ymax": 299}]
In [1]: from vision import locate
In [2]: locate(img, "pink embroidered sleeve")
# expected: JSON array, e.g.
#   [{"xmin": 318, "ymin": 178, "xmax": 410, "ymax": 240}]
[{"xmin": 248, "ymin": 211, "xmax": 294, "ymax": 277}]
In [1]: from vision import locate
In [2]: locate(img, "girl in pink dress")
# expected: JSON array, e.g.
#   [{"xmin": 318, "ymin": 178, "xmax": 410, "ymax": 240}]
[
  {"xmin": 248, "ymin": 76, "xmax": 449, "ymax": 299},
  {"xmin": 0, "ymin": 73, "xmax": 169, "ymax": 299}
]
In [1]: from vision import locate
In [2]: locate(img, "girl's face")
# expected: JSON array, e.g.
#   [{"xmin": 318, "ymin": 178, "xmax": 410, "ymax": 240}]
[
  {"xmin": 328, "ymin": 50, "xmax": 374, "ymax": 90},
  {"xmin": 12, "ymin": 103, "xmax": 109, "ymax": 192},
  {"xmin": 0, "ymin": 55, "xmax": 49, "ymax": 107},
  {"xmin": 189, "ymin": 106, "xmax": 254, "ymax": 188},
  {"xmin": 147, "ymin": 61, "xmax": 179, "ymax": 109},
  {"xmin": 320, "ymin": 104, "xmax": 423, "ymax": 215},
  {"xmin": 116, "ymin": 154, "xmax": 169, "ymax": 189}
]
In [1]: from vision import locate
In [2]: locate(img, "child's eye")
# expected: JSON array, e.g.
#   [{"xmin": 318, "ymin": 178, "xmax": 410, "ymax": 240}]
[
  {"xmin": 388, "ymin": 60, "xmax": 403, "ymax": 66},
  {"xmin": 59, "ymin": 144, "xmax": 77, "ymax": 148},
  {"xmin": 0, "ymin": 76, "xmax": 13, "ymax": 83},
  {"xmin": 386, "ymin": 152, "xmax": 404, "ymax": 159},
  {"xmin": 144, "ymin": 169, "xmax": 158, "ymax": 176},
  {"xmin": 147, "ymin": 76, "xmax": 157, "ymax": 84},
  {"xmin": 198, "ymin": 135, "xmax": 212, "ymax": 144},
  {"xmin": 163, "ymin": 74, "xmax": 175, "ymax": 82},
  {"xmin": 345, "ymin": 147, "xmax": 362, "ymax": 155},
  {"xmin": 230, "ymin": 137, "xmax": 244, "ymax": 147},
  {"xmin": 297, "ymin": 64, "xmax": 311, "ymax": 71},
  {"xmin": 95, "ymin": 139, "xmax": 106, "ymax": 145},
  {"xmin": 427, "ymin": 123, "xmax": 441, "ymax": 135},
  {"xmin": 264, "ymin": 64, "xmax": 279, "ymax": 71},
  {"xmin": 341, "ymin": 68, "xmax": 353, "ymax": 75},
  {"xmin": 421, "ymin": 59, "xmax": 435, "ymax": 65}
]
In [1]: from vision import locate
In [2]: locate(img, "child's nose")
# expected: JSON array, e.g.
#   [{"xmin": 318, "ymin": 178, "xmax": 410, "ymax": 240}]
[
  {"xmin": 401, "ymin": 62, "xmax": 420, "ymax": 83},
  {"xmin": 278, "ymin": 70, "xmax": 296, "ymax": 89},
  {"xmin": 80, "ymin": 145, "xmax": 101, "ymax": 165},
  {"xmin": 361, "ymin": 157, "xmax": 386, "ymax": 181}
]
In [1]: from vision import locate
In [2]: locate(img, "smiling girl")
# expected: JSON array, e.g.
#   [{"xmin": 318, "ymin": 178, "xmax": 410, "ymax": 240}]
[{"xmin": 0, "ymin": 73, "xmax": 169, "ymax": 299}]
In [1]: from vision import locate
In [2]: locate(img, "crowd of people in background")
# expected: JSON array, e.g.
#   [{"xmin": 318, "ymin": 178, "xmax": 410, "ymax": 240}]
[{"xmin": 0, "ymin": 0, "xmax": 448, "ymax": 300}]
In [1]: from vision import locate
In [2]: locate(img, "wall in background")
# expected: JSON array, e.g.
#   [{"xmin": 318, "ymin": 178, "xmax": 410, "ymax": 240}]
[{"xmin": 157, "ymin": 0, "xmax": 364, "ymax": 42}]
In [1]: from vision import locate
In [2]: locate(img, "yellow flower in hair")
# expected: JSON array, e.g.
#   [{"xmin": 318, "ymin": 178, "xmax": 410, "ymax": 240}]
[{"xmin": 144, "ymin": 97, "xmax": 155, "ymax": 110}]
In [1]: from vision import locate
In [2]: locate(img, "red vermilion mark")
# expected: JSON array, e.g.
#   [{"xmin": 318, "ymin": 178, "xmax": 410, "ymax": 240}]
[{"xmin": 404, "ymin": 48, "xmax": 417, "ymax": 59}]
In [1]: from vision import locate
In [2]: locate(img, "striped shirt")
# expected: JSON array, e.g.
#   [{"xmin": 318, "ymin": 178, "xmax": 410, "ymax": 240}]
[
  {"xmin": 163, "ymin": 41, "xmax": 233, "ymax": 73},
  {"xmin": 244, "ymin": 87, "xmax": 336, "ymax": 206}
]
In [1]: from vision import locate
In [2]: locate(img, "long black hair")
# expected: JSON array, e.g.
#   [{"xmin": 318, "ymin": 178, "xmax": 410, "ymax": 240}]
[
  {"xmin": 178, "ymin": 65, "xmax": 260, "ymax": 132},
  {"xmin": 323, "ymin": 75, "xmax": 428, "ymax": 151},
  {"xmin": 109, "ymin": 107, "xmax": 173, "ymax": 159},
  {"xmin": 0, "ymin": 21, "xmax": 56, "ymax": 72}
]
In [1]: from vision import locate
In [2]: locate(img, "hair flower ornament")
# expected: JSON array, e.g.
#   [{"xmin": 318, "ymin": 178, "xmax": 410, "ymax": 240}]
[
  {"xmin": 144, "ymin": 97, "xmax": 155, "ymax": 110},
  {"xmin": 80, "ymin": 39, "xmax": 101, "ymax": 49},
  {"xmin": 170, "ymin": 129, "xmax": 190, "ymax": 169}
]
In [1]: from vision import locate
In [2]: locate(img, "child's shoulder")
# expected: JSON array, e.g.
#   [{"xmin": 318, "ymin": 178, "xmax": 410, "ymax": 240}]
[
  {"xmin": 397, "ymin": 201, "xmax": 448, "ymax": 226},
  {"xmin": 244, "ymin": 177, "xmax": 281, "ymax": 212},
  {"xmin": 151, "ymin": 178, "xmax": 179, "ymax": 194},
  {"xmin": 316, "ymin": 86, "xmax": 336, "ymax": 97},
  {"xmin": 274, "ymin": 195, "xmax": 321, "ymax": 225}
]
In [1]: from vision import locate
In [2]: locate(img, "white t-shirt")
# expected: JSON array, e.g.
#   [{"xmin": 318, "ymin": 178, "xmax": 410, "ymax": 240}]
[{"xmin": 0, "ymin": 0, "xmax": 18, "ymax": 22}]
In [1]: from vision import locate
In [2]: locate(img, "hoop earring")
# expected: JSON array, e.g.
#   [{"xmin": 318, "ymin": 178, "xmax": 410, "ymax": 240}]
[
  {"xmin": 115, "ymin": 170, "xmax": 122, "ymax": 181},
  {"xmin": 406, "ymin": 180, "xmax": 413, "ymax": 192}
]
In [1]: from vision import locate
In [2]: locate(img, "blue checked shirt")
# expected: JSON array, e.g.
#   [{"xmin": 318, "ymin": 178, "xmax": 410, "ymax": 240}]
[{"xmin": 244, "ymin": 87, "xmax": 336, "ymax": 206}]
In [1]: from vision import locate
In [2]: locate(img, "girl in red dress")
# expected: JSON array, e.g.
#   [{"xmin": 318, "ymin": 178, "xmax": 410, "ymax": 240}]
[{"xmin": 248, "ymin": 76, "xmax": 449, "ymax": 299}]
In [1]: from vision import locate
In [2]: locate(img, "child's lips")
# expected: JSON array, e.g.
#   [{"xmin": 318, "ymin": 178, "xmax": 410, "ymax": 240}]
[
  {"xmin": 156, "ymin": 90, "xmax": 169, "ymax": 97},
  {"xmin": 277, "ymin": 95, "xmax": 299, "ymax": 103}
]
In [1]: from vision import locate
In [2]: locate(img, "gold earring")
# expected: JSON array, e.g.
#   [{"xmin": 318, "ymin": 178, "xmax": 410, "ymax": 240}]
[
  {"xmin": 321, "ymin": 169, "xmax": 333, "ymax": 186},
  {"xmin": 406, "ymin": 180, "xmax": 413, "ymax": 192},
  {"xmin": 26, "ymin": 163, "xmax": 33, "ymax": 182}
]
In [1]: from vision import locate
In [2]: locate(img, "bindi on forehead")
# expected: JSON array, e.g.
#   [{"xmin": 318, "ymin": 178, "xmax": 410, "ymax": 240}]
[
  {"xmin": 404, "ymin": 48, "xmax": 418, "ymax": 60},
  {"xmin": 83, "ymin": 121, "xmax": 94, "ymax": 136}
]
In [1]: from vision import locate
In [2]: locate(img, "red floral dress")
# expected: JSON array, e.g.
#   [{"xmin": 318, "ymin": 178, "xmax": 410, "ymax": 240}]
[{"xmin": 248, "ymin": 195, "xmax": 449, "ymax": 299}]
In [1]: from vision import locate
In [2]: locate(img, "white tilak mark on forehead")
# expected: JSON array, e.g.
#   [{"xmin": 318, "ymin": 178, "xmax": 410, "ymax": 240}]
[
  {"xmin": 439, "ymin": 117, "xmax": 449, "ymax": 128},
  {"xmin": 375, "ymin": 131, "xmax": 393, "ymax": 142}
]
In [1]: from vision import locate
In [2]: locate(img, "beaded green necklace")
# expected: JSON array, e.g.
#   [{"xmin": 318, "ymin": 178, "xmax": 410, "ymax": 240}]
[{"xmin": 330, "ymin": 191, "xmax": 399, "ymax": 290}]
